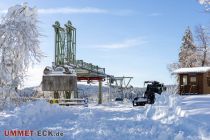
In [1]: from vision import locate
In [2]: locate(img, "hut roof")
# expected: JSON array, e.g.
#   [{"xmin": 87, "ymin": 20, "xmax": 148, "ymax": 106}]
[{"xmin": 173, "ymin": 67, "xmax": 210, "ymax": 74}]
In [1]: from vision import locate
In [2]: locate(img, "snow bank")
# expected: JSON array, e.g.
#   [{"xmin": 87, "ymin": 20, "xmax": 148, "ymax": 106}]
[
  {"xmin": 0, "ymin": 93, "xmax": 210, "ymax": 140},
  {"xmin": 145, "ymin": 93, "xmax": 184, "ymax": 123}
]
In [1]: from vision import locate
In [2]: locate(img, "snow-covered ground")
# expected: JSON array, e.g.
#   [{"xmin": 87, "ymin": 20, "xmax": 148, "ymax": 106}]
[{"xmin": 0, "ymin": 93, "xmax": 210, "ymax": 140}]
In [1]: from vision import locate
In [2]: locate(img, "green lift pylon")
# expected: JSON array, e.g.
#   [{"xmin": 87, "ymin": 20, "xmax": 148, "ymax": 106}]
[
  {"xmin": 53, "ymin": 21, "xmax": 76, "ymax": 66},
  {"xmin": 65, "ymin": 21, "xmax": 76, "ymax": 65}
]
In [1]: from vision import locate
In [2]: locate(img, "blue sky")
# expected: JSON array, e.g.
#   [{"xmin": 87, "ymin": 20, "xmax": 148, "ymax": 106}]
[{"xmin": 0, "ymin": 0, "xmax": 209, "ymax": 87}]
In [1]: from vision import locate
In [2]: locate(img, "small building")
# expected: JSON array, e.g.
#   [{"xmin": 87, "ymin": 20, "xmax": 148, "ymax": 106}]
[{"xmin": 173, "ymin": 67, "xmax": 210, "ymax": 95}]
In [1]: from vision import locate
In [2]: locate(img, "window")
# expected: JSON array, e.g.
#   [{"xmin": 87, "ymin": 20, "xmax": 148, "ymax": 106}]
[
  {"xmin": 190, "ymin": 76, "xmax": 196, "ymax": 83},
  {"xmin": 183, "ymin": 75, "xmax": 188, "ymax": 85},
  {"xmin": 207, "ymin": 77, "xmax": 210, "ymax": 87}
]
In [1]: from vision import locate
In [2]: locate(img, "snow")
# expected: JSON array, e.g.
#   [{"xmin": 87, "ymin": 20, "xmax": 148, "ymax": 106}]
[
  {"xmin": 44, "ymin": 73, "xmax": 76, "ymax": 76},
  {"xmin": 0, "ymin": 3, "xmax": 42, "ymax": 87},
  {"xmin": 199, "ymin": 0, "xmax": 206, "ymax": 4},
  {"xmin": 173, "ymin": 67, "xmax": 210, "ymax": 74},
  {"xmin": 198, "ymin": 0, "xmax": 210, "ymax": 11},
  {"xmin": 0, "ymin": 93, "xmax": 210, "ymax": 140},
  {"xmin": 198, "ymin": 0, "xmax": 210, "ymax": 5}
]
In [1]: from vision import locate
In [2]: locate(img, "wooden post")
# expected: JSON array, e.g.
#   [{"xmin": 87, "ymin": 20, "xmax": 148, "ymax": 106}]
[{"xmin": 98, "ymin": 80, "xmax": 102, "ymax": 104}]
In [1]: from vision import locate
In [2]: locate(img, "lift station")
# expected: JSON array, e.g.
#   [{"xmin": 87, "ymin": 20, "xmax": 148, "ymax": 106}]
[{"xmin": 42, "ymin": 20, "xmax": 133, "ymax": 105}]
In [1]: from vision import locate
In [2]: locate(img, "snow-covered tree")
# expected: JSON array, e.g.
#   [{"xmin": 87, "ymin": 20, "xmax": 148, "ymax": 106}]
[
  {"xmin": 0, "ymin": 3, "xmax": 43, "ymax": 89},
  {"xmin": 195, "ymin": 25, "xmax": 210, "ymax": 66},
  {"xmin": 198, "ymin": 0, "xmax": 210, "ymax": 11},
  {"xmin": 168, "ymin": 27, "xmax": 200, "ymax": 76},
  {"xmin": 179, "ymin": 27, "xmax": 198, "ymax": 67},
  {"xmin": 167, "ymin": 63, "xmax": 180, "ymax": 74}
]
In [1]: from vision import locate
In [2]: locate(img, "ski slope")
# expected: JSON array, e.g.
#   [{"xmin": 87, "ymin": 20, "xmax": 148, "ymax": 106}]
[{"xmin": 0, "ymin": 93, "xmax": 210, "ymax": 140}]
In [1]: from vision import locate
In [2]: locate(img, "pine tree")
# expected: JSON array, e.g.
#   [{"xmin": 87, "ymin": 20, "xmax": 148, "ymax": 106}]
[{"xmin": 179, "ymin": 27, "xmax": 198, "ymax": 68}]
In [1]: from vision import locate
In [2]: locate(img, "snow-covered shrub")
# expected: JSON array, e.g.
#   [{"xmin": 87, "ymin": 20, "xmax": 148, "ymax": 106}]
[
  {"xmin": 0, "ymin": 87, "xmax": 19, "ymax": 110},
  {"xmin": 0, "ymin": 85, "xmax": 45, "ymax": 111}
]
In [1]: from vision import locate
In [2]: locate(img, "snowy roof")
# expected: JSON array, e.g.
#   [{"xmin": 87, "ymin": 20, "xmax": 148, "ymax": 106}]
[{"xmin": 173, "ymin": 67, "xmax": 210, "ymax": 74}]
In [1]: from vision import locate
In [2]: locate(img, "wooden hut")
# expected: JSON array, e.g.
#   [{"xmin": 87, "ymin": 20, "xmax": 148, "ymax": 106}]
[{"xmin": 173, "ymin": 67, "xmax": 210, "ymax": 95}]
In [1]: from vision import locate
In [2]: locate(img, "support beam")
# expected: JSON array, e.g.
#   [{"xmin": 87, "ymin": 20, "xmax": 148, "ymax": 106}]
[
  {"xmin": 98, "ymin": 80, "xmax": 102, "ymax": 104},
  {"xmin": 77, "ymin": 77, "xmax": 104, "ymax": 81}
]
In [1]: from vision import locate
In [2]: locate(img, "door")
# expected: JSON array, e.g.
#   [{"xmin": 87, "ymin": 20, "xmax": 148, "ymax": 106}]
[{"xmin": 189, "ymin": 75, "xmax": 198, "ymax": 94}]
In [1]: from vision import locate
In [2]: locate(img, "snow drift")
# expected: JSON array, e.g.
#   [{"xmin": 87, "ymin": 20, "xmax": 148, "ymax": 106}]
[{"xmin": 0, "ymin": 92, "xmax": 210, "ymax": 140}]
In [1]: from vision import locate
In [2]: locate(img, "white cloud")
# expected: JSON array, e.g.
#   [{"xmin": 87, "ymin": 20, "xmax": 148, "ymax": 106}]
[
  {"xmin": 38, "ymin": 7, "xmax": 108, "ymax": 14},
  {"xmin": 0, "ymin": 7, "xmax": 133, "ymax": 16},
  {"xmin": 111, "ymin": 9, "xmax": 134, "ymax": 16},
  {"xmin": 92, "ymin": 37, "xmax": 147, "ymax": 49},
  {"xmin": 0, "ymin": 7, "xmax": 108, "ymax": 15}
]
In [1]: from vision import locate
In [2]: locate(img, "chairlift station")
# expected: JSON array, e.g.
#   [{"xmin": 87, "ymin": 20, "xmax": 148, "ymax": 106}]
[{"xmin": 42, "ymin": 20, "xmax": 133, "ymax": 104}]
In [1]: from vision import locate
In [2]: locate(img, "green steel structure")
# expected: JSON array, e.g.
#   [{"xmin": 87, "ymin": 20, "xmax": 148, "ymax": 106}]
[
  {"xmin": 53, "ymin": 21, "xmax": 107, "ymax": 104},
  {"xmin": 53, "ymin": 21, "xmax": 65, "ymax": 66},
  {"xmin": 76, "ymin": 60, "xmax": 105, "ymax": 76},
  {"xmin": 53, "ymin": 21, "xmax": 105, "ymax": 76},
  {"xmin": 53, "ymin": 21, "xmax": 76, "ymax": 66},
  {"xmin": 65, "ymin": 21, "xmax": 76, "ymax": 65}
]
